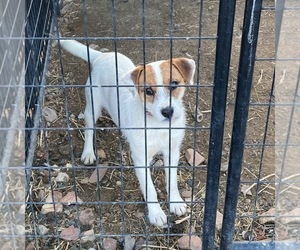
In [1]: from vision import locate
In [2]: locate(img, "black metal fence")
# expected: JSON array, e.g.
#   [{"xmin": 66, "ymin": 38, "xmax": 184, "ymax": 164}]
[{"xmin": 1, "ymin": 0, "xmax": 299, "ymax": 249}]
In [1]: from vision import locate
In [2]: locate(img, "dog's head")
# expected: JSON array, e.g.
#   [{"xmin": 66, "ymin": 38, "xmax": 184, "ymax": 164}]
[{"xmin": 123, "ymin": 58, "xmax": 195, "ymax": 122}]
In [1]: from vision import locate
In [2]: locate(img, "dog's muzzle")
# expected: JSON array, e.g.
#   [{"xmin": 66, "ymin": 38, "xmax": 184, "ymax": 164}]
[{"xmin": 161, "ymin": 107, "xmax": 174, "ymax": 119}]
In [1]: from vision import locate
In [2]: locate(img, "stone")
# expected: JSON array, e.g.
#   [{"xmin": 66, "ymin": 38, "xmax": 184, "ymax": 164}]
[
  {"xmin": 79, "ymin": 208, "xmax": 95, "ymax": 225},
  {"xmin": 220, "ymin": 164, "xmax": 228, "ymax": 172},
  {"xmin": 41, "ymin": 203, "xmax": 63, "ymax": 214},
  {"xmin": 216, "ymin": 211, "xmax": 223, "ymax": 231},
  {"xmin": 182, "ymin": 190, "xmax": 192, "ymax": 198},
  {"xmin": 124, "ymin": 235, "xmax": 135, "ymax": 250},
  {"xmin": 60, "ymin": 191, "xmax": 83, "ymax": 205},
  {"xmin": 103, "ymin": 238, "xmax": 118, "ymax": 250},
  {"xmin": 1, "ymin": 242, "xmax": 12, "ymax": 250},
  {"xmin": 97, "ymin": 149, "xmax": 107, "ymax": 159},
  {"xmin": 43, "ymin": 107, "xmax": 58, "ymax": 122},
  {"xmin": 153, "ymin": 159, "xmax": 164, "ymax": 167},
  {"xmin": 37, "ymin": 225, "xmax": 49, "ymax": 235},
  {"xmin": 25, "ymin": 243, "xmax": 35, "ymax": 250},
  {"xmin": 56, "ymin": 172, "xmax": 70, "ymax": 183},
  {"xmin": 241, "ymin": 185, "xmax": 252, "ymax": 196},
  {"xmin": 46, "ymin": 191, "xmax": 63, "ymax": 202},
  {"xmin": 185, "ymin": 148, "xmax": 205, "ymax": 166},
  {"xmin": 259, "ymin": 207, "xmax": 275, "ymax": 224},
  {"xmin": 81, "ymin": 229, "xmax": 96, "ymax": 243},
  {"xmin": 280, "ymin": 207, "xmax": 300, "ymax": 224},
  {"xmin": 178, "ymin": 235, "xmax": 202, "ymax": 250},
  {"xmin": 89, "ymin": 165, "xmax": 108, "ymax": 183},
  {"xmin": 60, "ymin": 226, "xmax": 80, "ymax": 241}
]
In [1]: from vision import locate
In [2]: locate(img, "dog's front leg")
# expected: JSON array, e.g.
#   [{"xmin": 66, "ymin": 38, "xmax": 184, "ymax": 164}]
[
  {"xmin": 134, "ymin": 159, "xmax": 167, "ymax": 227},
  {"xmin": 81, "ymin": 84, "xmax": 102, "ymax": 165},
  {"xmin": 163, "ymin": 149, "xmax": 187, "ymax": 216}
]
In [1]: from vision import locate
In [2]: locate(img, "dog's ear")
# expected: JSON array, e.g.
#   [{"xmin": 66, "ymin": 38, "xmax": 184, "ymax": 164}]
[
  {"xmin": 130, "ymin": 65, "xmax": 144, "ymax": 85},
  {"xmin": 121, "ymin": 65, "xmax": 143, "ymax": 96},
  {"xmin": 172, "ymin": 58, "xmax": 195, "ymax": 84}
]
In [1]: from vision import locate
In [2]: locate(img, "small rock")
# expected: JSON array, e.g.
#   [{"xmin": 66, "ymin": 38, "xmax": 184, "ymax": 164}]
[
  {"xmin": 259, "ymin": 207, "xmax": 275, "ymax": 224},
  {"xmin": 116, "ymin": 181, "xmax": 122, "ymax": 186},
  {"xmin": 103, "ymin": 238, "xmax": 118, "ymax": 250},
  {"xmin": 60, "ymin": 2, "xmax": 76, "ymax": 15},
  {"xmin": 41, "ymin": 203, "xmax": 63, "ymax": 214},
  {"xmin": 89, "ymin": 165, "xmax": 108, "ymax": 183},
  {"xmin": 43, "ymin": 107, "xmax": 58, "ymax": 122},
  {"xmin": 136, "ymin": 212, "xmax": 144, "ymax": 218},
  {"xmin": 124, "ymin": 235, "xmax": 135, "ymax": 250},
  {"xmin": 56, "ymin": 172, "xmax": 69, "ymax": 183},
  {"xmin": 19, "ymin": 204, "xmax": 26, "ymax": 215},
  {"xmin": 216, "ymin": 211, "xmax": 223, "ymax": 231},
  {"xmin": 81, "ymin": 229, "xmax": 96, "ymax": 243},
  {"xmin": 97, "ymin": 149, "xmax": 107, "ymax": 159},
  {"xmin": 65, "ymin": 163, "xmax": 72, "ymax": 168},
  {"xmin": 79, "ymin": 208, "xmax": 95, "ymax": 225},
  {"xmin": 241, "ymin": 185, "xmax": 252, "ymax": 196},
  {"xmin": 178, "ymin": 235, "xmax": 202, "ymax": 250},
  {"xmin": 78, "ymin": 112, "xmax": 84, "ymax": 119},
  {"xmin": 60, "ymin": 191, "xmax": 83, "ymax": 205},
  {"xmin": 37, "ymin": 225, "xmax": 49, "ymax": 235},
  {"xmin": 153, "ymin": 159, "xmax": 164, "ymax": 167},
  {"xmin": 46, "ymin": 191, "xmax": 63, "ymax": 203},
  {"xmin": 182, "ymin": 190, "xmax": 192, "ymax": 198},
  {"xmin": 60, "ymin": 226, "xmax": 80, "ymax": 241},
  {"xmin": 1, "ymin": 242, "xmax": 12, "ymax": 250},
  {"xmin": 38, "ymin": 189, "xmax": 46, "ymax": 201},
  {"xmin": 280, "ymin": 207, "xmax": 300, "ymax": 224},
  {"xmin": 187, "ymin": 179, "xmax": 194, "ymax": 187},
  {"xmin": 185, "ymin": 148, "xmax": 205, "ymax": 166},
  {"xmin": 13, "ymin": 225, "xmax": 25, "ymax": 235},
  {"xmin": 80, "ymin": 177, "xmax": 89, "ymax": 184},
  {"xmin": 25, "ymin": 242, "xmax": 35, "ymax": 250},
  {"xmin": 220, "ymin": 164, "xmax": 228, "ymax": 172},
  {"xmin": 100, "ymin": 48, "xmax": 110, "ymax": 52}
]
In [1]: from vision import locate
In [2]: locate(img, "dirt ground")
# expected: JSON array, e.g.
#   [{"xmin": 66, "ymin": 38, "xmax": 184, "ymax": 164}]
[{"xmin": 27, "ymin": 0, "xmax": 277, "ymax": 249}]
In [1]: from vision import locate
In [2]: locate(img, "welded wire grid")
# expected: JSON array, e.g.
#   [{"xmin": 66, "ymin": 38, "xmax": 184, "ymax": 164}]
[
  {"xmin": 229, "ymin": 0, "xmax": 300, "ymax": 249},
  {"xmin": 0, "ymin": 0, "xmax": 26, "ymax": 249},
  {"xmin": 21, "ymin": 0, "xmax": 300, "ymax": 250}
]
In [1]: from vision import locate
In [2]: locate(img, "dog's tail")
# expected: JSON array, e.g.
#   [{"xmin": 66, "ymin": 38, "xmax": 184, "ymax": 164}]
[{"xmin": 59, "ymin": 40, "xmax": 102, "ymax": 63}]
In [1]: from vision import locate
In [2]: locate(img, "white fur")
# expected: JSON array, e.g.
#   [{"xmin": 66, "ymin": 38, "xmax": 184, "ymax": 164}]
[{"xmin": 60, "ymin": 40, "xmax": 194, "ymax": 227}]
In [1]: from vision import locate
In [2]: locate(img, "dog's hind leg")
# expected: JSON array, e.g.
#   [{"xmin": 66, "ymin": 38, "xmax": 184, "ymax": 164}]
[{"xmin": 81, "ymin": 78, "xmax": 102, "ymax": 165}]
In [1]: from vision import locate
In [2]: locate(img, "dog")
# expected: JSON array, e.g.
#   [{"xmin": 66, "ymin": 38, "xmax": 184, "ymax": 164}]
[{"xmin": 59, "ymin": 40, "xmax": 195, "ymax": 227}]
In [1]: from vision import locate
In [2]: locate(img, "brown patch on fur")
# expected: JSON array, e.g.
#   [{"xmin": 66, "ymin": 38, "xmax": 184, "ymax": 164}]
[
  {"xmin": 131, "ymin": 65, "xmax": 157, "ymax": 103},
  {"xmin": 160, "ymin": 60, "xmax": 187, "ymax": 99},
  {"xmin": 172, "ymin": 58, "xmax": 195, "ymax": 84}
]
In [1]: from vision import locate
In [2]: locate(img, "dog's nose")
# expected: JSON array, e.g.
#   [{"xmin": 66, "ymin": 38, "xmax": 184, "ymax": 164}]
[{"xmin": 161, "ymin": 107, "xmax": 174, "ymax": 119}]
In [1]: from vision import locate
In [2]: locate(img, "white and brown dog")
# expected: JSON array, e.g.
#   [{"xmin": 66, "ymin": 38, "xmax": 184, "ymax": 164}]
[{"xmin": 60, "ymin": 40, "xmax": 195, "ymax": 227}]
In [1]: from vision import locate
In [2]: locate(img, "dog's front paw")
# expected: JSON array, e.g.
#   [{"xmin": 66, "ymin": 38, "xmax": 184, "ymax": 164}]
[
  {"xmin": 148, "ymin": 208, "xmax": 167, "ymax": 227},
  {"xmin": 170, "ymin": 200, "xmax": 187, "ymax": 216},
  {"xmin": 81, "ymin": 150, "xmax": 96, "ymax": 165}
]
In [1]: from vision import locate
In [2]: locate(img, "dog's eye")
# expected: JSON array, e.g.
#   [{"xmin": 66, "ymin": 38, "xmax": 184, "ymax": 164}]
[
  {"xmin": 169, "ymin": 81, "xmax": 179, "ymax": 91},
  {"xmin": 145, "ymin": 87, "xmax": 154, "ymax": 96}
]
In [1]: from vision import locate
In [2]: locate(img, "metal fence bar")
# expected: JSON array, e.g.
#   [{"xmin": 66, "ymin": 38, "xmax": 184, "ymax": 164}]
[
  {"xmin": 220, "ymin": 0, "xmax": 263, "ymax": 249},
  {"xmin": 202, "ymin": 0, "xmax": 236, "ymax": 249}
]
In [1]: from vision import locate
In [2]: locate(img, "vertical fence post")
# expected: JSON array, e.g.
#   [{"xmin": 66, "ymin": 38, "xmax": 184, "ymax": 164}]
[
  {"xmin": 220, "ymin": 0, "xmax": 262, "ymax": 249},
  {"xmin": 202, "ymin": 0, "xmax": 236, "ymax": 249}
]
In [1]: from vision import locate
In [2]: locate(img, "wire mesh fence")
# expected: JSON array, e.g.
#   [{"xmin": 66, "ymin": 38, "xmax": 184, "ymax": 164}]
[{"xmin": 0, "ymin": 0, "xmax": 300, "ymax": 249}]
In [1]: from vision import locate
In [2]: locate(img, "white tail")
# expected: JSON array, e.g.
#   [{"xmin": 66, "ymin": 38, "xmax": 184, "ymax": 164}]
[{"xmin": 59, "ymin": 40, "xmax": 102, "ymax": 63}]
